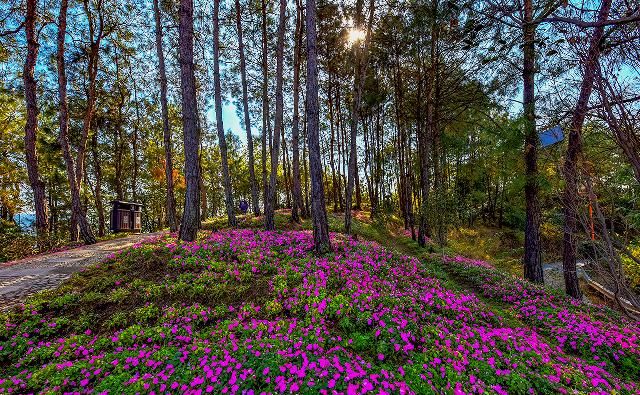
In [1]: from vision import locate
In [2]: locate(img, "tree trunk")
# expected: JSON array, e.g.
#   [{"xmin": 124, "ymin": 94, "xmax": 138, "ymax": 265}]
[
  {"xmin": 153, "ymin": 0, "xmax": 178, "ymax": 232},
  {"xmin": 178, "ymin": 0, "xmax": 201, "ymax": 242},
  {"xmin": 23, "ymin": 0, "xmax": 49, "ymax": 240},
  {"xmin": 265, "ymin": 0, "xmax": 286, "ymax": 231},
  {"xmin": 344, "ymin": 0, "xmax": 365, "ymax": 234},
  {"xmin": 213, "ymin": 0, "xmax": 237, "ymax": 227},
  {"xmin": 261, "ymin": 0, "xmax": 270, "ymax": 216},
  {"xmin": 114, "ymin": 49, "xmax": 125, "ymax": 200},
  {"xmin": 57, "ymin": 0, "xmax": 96, "ymax": 245},
  {"xmin": 328, "ymin": 80, "xmax": 339, "ymax": 212},
  {"xmin": 522, "ymin": 0, "xmax": 543, "ymax": 284},
  {"xmin": 235, "ymin": 0, "xmax": 260, "ymax": 217},
  {"xmin": 417, "ymin": 67, "xmax": 431, "ymax": 246},
  {"xmin": 91, "ymin": 132, "xmax": 105, "ymax": 237},
  {"xmin": 562, "ymin": 0, "xmax": 612, "ymax": 299},
  {"xmin": 345, "ymin": 0, "xmax": 374, "ymax": 234},
  {"xmin": 131, "ymin": 79, "xmax": 140, "ymax": 202},
  {"xmin": 302, "ymin": 112, "xmax": 311, "ymax": 217},
  {"xmin": 291, "ymin": 0, "xmax": 305, "ymax": 222},
  {"xmin": 306, "ymin": 0, "xmax": 331, "ymax": 253}
]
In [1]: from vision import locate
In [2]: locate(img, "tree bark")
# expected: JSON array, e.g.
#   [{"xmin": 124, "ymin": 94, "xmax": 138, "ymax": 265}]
[
  {"xmin": 261, "ymin": 0, "xmax": 270, "ymax": 216},
  {"xmin": 562, "ymin": 0, "xmax": 612, "ymax": 299},
  {"xmin": 522, "ymin": 0, "xmax": 543, "ymax": 284},
  {"xmin": 328, "ymin": 79, "xmax": 339, "ymax": 212},
  {"xmin": 57, "ymin": 0, "xmax": 96, "ymax": 245},
  {"xmin": 131, "ymin": 79, "xmax": 140, "ymax": 202},
  {"xmin": 178, "ymin": 0, "xmax": 201, "ymax": 241},
  {"xmin": 235, "ymin": 0, "xmax": 260, "ymax": 217},
  {"xmin": 291, "ymin": 0, "xmax": 305, "ymax": 222},
  {"xmin": 91, "ymin": 131, "xmax": 105, "ymax": 237},
  {"xmin": 23, "ymin": 0, "xmax": 49, "ymax": 240},
  {"xmin": 114, "ymin": 49, "xmax": 125, "ymax": 200},
  {"xmin": 417, "ymin": 66, "xmax": 431, "ymax": 246},
  {"xmin": 153, "ymin": 0, "xmax": 178, "ymax": 232},
  {"xmin": 306, "ymin": 0, "xmax": 331, "ymax": 253},
  {"xmin": 344, "ymin": 0, "xmax": 374, "ymax": 234},
  {"xmin": 265, "ymin": 0, "xmax": 286, "ymax": 230},
  {"xmin": 213, "ymin": 0, "xmax": 237, "ymax": 227}
]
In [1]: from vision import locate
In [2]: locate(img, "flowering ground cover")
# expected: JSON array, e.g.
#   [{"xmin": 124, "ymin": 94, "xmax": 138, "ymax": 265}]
[{"xmin": 1, "ymin": 229, "xmax": 639, "ymax": 394}]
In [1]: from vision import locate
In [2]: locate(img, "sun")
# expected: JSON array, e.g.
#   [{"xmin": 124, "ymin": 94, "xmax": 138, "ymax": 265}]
[{"xmin": 347, "ymin": 28, "xmax": 366, "ymax": 46}]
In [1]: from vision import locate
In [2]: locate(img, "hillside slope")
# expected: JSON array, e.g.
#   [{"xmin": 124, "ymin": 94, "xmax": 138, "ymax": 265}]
[{"xmin": 1, "ymin": 225, "xmax": 639, "ymax": 394}]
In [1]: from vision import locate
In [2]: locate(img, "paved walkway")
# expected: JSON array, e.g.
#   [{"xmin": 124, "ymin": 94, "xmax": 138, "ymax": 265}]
[{"xmin": 0, "ymin": 233, "xmax": 163, "ymax": 311}]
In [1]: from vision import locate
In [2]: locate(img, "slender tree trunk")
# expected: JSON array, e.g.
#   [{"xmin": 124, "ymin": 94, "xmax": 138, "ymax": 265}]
[
  {"xmin": 265, "ymin": 0, "xmax": 286, "ymax": 230},
  {"xmin": 178, "ymin": 0, "xmax": 200, "ymax": 241},
  {"xmin": 302, "ymin": 111, "xmax": 311, "ymax": 217},
  {"xmin": 306, "ymin": 0, "xmax": 331, "ymax": 253},
  {"xmin": 261, "ymin": 0, "xmax": 270, "ymax": 215},
  {"xmin": 213, "ymin": 0, "xmax": 237, "ymax": 227},
  {"xmin": 344, "ymin": 0, "xmax": 365, "ymax": 234},
  {"xmin": 345, "ymin": 0, "xmax": 374, "ymax": 234},
  {"xmin": 23, "ymin": 0, "xmax": 49, "ymax": 240},
  {"xmin": 282, "ymin": 128, "xmax": 292, "ymax": 208},
  {"xmin": 57, "ymin": 0, "xmax": 96, "ymax": 245},
  {"xmin": 114, "ymin": 50, "xmax": 125, "ymax": 200},
  {"xmin": 562, "ymin": 0, "xmax": 612, "ymax": 299},
  {"xmin": 153, "ymin": 0, "xmax": 178, "ymax": 232},
  {"xmin": 417, "ymin": 67, "xmax": 431, "ymax": 246},
  {"xmin": 291, "ymin": 0, "xmax": 305, "ymax": 222},
  {"xmin": 91, "ymin": 132, "xmax": 105, "ymax": 237},
  {"xmin": 78, "ymin": 0, "xmax": 101, "ymax": 190},
  {"xmin": 235, "ymin": 0, "xmax": 260, "ymax": 216},
  {"xmin": 328, "ymin": 80, "xmax": 339, "ymax": 212},
  {"xmin": 200, "ymin": 176, "xmax": 208, "ymax": 221},
  {"xmin": 131, "ymin": 79, "xmax": 140, "ymax": 201},
  {"xmin": 522, "ymin": 0, "xmax": 543, "ymax": 284}
]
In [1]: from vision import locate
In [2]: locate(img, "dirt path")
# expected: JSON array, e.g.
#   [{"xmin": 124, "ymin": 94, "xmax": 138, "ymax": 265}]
[{"xmin": 0, "ymin": 232, "xmax": 164, "ymax": 311}]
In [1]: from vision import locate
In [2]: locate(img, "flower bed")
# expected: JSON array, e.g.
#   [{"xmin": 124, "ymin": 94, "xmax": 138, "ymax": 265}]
[{"xmin": 1, "ymin": 230, "xmax": 638, "ymax": 393}]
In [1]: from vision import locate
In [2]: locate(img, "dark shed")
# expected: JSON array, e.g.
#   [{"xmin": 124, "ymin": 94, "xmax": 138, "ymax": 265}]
[{"xmin": 110, "ymin": 201, "xmax": 143, "ymax": 233}]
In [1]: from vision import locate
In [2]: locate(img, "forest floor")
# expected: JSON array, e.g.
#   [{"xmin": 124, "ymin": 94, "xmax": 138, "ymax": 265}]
[
  {"xmin": 1, "ymin": 211, "xmax": 638, "ymax": 393},
  {"xmin": 0, "ymin": 232, "xmax": 163, "ymax": 311}
]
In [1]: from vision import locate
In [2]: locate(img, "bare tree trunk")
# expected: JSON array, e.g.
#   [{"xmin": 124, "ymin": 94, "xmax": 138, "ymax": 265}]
[
  {"xmin": 114, "ymin": 49, "xmax": 125, "ymax": 200},
  {"xmin": 91, "ymin": 131, "xmax": 105, "ymax": 237},
  {"xmin": 265, "ymin": 0, "xmax": 286, "ymax": 231},
  {"xmin": 78, "ymin": 0, "xmax": 102, "ymax": 190},
  {"xmin": 200, "ymin": 176, "xmax": 208, "ymax": 221},
  {"xmin": 344, "ymin": 0, "xmax": 365, "ymax": 234},
  {"xmin": 302, "ymin": 111, "xmax": 311, "ymax": 217},
  {"xmin": 131, "ymin": 79, "xmax": 140, "ymax": 201},
  {"xmin": 213, "ymin": 0, "xmax": 237, "ymax": 227},
  {"xmin": 417, "ymin": 67, "xmax": 431, "ymax": 246},
  {"xmin": 235, "ymin": 0, "xmax": 260, "ymax": 216},
  {"xmin": 345, "ymin": 0, "xmax": 374, "ymax": 234},
  {"xmin": 291, "ymin": 0, "xmax": 305, "ymax": 222},
  {"xmin": 522, "ymin": 0, "xmax": 543, "ymax": 284},
  {"xmin": 261, "ymin": 0, "xmax": 270, "ymax": 215},
  {"xmin": 57, "ymin": 0, "xmax": 96, "ymax": 245},
  {"xmin": 178, "ymin": 0, "xmax": 200, "ymax": 241},
  {"xmin": 562, "ymin": 0, "xmax": 612, "ymax": 299},
  {"xmin": 328, "ymin": 80, "xmax": 339, "ymax": 212},
  {"xmin": 23, "ymin": 0, "xmax": 49, "ymax": 240},
  {"xmin": 153, "ymin": 0, "xmax": 178, "ymax": 232},
  {"xmin": 306, "ymin": 0, "xmax": 331, "ymax": 253}
]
